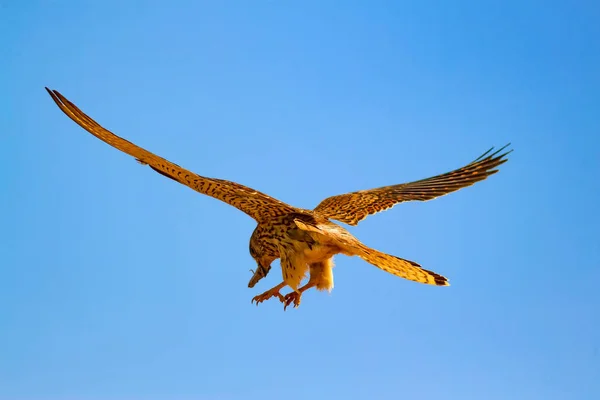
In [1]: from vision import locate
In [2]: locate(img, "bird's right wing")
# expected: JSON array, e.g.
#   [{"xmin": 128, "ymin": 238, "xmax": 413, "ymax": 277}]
[
  {"xmin": 314, "ymin": 145, "xmax": 511, "ymax": 225},
  {"xmin": 46, "ymin": 88, "xmax": 296, "ymax": 222}
]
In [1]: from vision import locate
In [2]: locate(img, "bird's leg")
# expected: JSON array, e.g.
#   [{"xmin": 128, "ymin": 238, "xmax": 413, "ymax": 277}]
[
  {"xmin": 251, "ymin": 282, "xmax": 286, "ymax": 306},
  {"xmin": 283, "ymin": 282, "xmax": 317, "ymax": 310}
]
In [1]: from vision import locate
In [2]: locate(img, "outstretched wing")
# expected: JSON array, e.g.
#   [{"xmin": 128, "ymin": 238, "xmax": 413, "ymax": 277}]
[
  {"xmin": 314, "ymin": 145, "xmax": 512, "ymax": 225},
  {"xmin": 46, "ymin": 88, "xmax": 297, "ymax": 222}
]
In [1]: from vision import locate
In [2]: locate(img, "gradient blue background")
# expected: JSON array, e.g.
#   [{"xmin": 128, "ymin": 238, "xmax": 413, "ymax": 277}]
[{"xmin": 2, "ymin": 1, "xmax": 599, "ymax": 399}]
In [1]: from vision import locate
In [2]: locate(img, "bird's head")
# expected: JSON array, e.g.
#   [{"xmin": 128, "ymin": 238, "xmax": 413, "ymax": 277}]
[
  {"xmin": 247, "ymin": 260, "xmax": 271, "ymax": 288},
  {"xmin": 248, "ymin": 241, "xmax": 273, "ymax": 288}
]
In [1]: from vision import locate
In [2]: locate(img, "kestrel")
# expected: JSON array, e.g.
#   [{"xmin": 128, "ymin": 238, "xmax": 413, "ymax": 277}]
[{"xmin": 46, "ymin": 87, "xmax": 511, "ymax": 310}]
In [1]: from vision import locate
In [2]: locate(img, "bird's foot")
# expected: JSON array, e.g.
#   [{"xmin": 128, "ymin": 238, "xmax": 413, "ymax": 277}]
[
  {"xmin": 283, "ymin": 291, "xmax": 302, "ymax": 311},
  {"xmin": 251, "ymin": 287, "xmax": 285, "ymax": 306}
]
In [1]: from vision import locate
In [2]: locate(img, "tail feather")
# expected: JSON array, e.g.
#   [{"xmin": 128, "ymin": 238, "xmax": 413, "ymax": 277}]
[
  {"xmin": 356, "ymin": 245, "xmax": 449, "ymax": 286},
  {"xmin": 292, "ymin": 218, "xmax": 449, "ymax": 286}
]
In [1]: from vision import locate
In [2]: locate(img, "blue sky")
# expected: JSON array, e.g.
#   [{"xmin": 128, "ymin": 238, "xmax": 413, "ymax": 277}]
[{"xmin": 2, "ymin": 1, "xmax": 599, "ymax": 399}]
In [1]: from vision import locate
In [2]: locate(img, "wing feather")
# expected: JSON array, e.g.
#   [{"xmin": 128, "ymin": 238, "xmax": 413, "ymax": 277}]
[
  {"xmin": 45, "ymin": 88, "xmax": 296, "ymax": 222},
  {"xmin": 314, "ymin": 145, "xmax": 512, "ymax": 225}
]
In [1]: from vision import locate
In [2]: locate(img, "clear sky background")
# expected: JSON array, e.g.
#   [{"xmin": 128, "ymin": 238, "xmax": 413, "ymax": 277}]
[{"xmin": 2, "ymin": 1, "xmax": 599, "ymax": 399}]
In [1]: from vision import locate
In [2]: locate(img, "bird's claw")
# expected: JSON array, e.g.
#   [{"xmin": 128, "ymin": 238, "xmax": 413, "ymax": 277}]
[
  {"xmin": 283, "ymin": 291, "xmax": 302, "ymax": 311},
  {"xmin": 251, "ymin": 290, "xmax": 284, "ymax": 306}
]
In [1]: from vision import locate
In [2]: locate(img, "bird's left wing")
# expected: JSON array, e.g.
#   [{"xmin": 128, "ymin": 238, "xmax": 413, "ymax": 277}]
[
  {"xmin": 45, "ymin": 88, "xmax": 296, "ymax": 222},
  {"xmin": 314, "ymin": 145, "xmax": 511, "ymax": 226}
]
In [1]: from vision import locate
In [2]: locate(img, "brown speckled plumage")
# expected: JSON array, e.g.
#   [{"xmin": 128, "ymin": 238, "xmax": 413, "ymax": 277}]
[
  {"xmin": 46, "ymin": 87, "xmax": 511, "ymax": 310},
  {"xmin": 314, "ymin": 145, "xmax": 511, "ymax": 226}
]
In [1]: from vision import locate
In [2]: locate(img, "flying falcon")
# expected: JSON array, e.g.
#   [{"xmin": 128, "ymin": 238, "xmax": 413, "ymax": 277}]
[{"xmin": 45, "ymin": 87, "xmax": 511, "ymax": 310}]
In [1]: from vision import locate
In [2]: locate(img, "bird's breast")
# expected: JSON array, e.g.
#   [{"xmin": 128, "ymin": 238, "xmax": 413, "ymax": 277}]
[{"xmin": 301, "ymin": 243, "xmax": 340, "ymax": 264}]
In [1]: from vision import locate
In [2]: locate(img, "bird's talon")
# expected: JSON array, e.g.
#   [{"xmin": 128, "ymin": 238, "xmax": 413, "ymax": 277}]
[
  {"xmin": 283, "ymin": 291, "xmax": 302, "ymax": 311},
  {"xmin": 251, "ymin": 284, "xmax": 286, "ymax": 306}
]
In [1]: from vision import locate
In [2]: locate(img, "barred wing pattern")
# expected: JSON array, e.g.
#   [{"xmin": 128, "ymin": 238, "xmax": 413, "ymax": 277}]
[
  {"xmin": 46, "ymin": 88, "xmax": 297, "ymax": 223},
  {"xmin": 314, "ymin": 145, "xmax": 512, "ymax": 226}
]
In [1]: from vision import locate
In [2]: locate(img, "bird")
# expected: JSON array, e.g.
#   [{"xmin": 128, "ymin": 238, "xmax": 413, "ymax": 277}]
[{"xmin": 45, "ymin": 87, "xmax": 511, "ymax": 310}]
